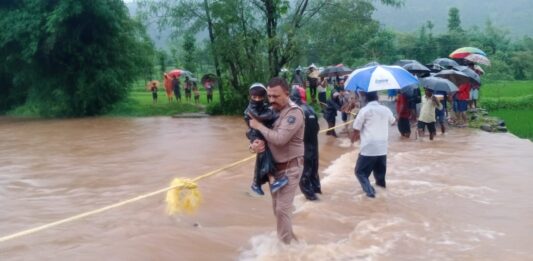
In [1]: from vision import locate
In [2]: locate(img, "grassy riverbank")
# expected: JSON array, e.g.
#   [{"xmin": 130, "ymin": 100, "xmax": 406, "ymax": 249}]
[
  {"xmin": 107, "ymin": 91, "xmax": 205, "ymax": 117},
  {"xmin": 106, "ymin": 78, "xmax": 225, "ymax": 116},
  {"xmin": 480, "ymin": 80, "xmax": 533, "ymax": 140}
]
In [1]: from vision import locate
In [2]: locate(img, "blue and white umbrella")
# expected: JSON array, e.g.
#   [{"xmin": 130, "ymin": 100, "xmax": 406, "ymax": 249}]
[{"xmin": 345, "ymin": 65, "xmax": 419, "ymax": 92}]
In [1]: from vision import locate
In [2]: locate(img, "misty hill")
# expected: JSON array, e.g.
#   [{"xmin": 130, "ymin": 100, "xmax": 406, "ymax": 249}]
[
  {"xmin": 127, "ymin": 0, "xmax": 533, "ymax": 50},
  {"xmin": 374, "ymin": 0, "xmax": 533, "ymax": 37}
]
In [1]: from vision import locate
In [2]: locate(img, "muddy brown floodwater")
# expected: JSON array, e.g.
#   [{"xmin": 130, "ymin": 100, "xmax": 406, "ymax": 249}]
[{"xmin": 0, "ymin": 115, "xmax": 532, "ymax": 260}]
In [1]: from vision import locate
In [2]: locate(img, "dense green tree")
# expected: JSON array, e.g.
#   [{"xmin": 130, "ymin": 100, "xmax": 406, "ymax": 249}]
[
  {"xmin": 302, "ymin": 0, "xmax": 402, "ymax": 67},
  {"xmin": 447, "ymin": 7, "xmax": 463, "ymax": 33},
  {"xmin": 0, "ymin": 0, "xmax": 153, "ymax": 116},
  {"xmin": 182, "ymin": 33, "xmax": 197, "ymax": 73}
]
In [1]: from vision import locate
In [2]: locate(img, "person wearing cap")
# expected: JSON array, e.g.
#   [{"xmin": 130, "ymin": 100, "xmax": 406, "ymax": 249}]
[
  {"xmin": 307, "ymin": 65, "xmax": 319, "ymax": 103},
  {"xmin": 249, "ymin": 77, "xmax": 305, "ymax": 244},
  {"xmin": 244, "ymin": 83, "xmax": 287, "ymax": 196},
  {"xmin": 418, "ymin": 88, "xmax": 443, "ymax": 140},
  {"xmin": 290, "ymin": 67, "xmax": 306, "ymax": 89},
  {"xmin": 351, "ymin": 91, "xmax": 396, "ymax": 198},
  {"xmin": 290, "ymin": 86, "xmax": 321, "ymax": 201}
]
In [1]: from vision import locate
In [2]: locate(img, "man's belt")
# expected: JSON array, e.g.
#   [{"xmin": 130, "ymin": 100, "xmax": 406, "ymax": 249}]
[{"xmin": 275, "ymin": 158, "xmax": 299, "ymax": 171}]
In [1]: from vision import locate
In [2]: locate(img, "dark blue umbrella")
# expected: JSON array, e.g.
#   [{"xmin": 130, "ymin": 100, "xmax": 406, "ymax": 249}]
[{"xmin": 420, "ymin": 77, "xmax": 458, "ymax": 93}]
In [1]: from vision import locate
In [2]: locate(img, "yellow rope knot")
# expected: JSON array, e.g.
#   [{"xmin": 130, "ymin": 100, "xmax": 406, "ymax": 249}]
[{"xmin": 165, "ymin": 178, "xmax": 202, "ymax": 215}]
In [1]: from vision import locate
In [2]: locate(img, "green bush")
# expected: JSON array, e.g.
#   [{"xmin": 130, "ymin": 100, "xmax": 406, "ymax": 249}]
[{"xmin": 206, "ymin": 89, "xmax": 247, "ymax": 115}]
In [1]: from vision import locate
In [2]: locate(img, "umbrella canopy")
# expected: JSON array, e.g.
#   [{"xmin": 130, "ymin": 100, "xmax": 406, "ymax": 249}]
[
  {"xmin": 345, "ymin": 65, "xmax": 419, "ymax": 92},
  {"xmin": 167, "ymin": 69, "xmax": 193, "ymax": 79},
  {"xmin": 400, "ymin": 83, "xmax": 420, "ymax": 96},
  {"xmin": 433, "ymin": 69, "xmax": 471, "ymax": 86},
  {"xmin": 426, "ymin": 63, "xmax": 445, "ymax": 73},
  {"xmin": 473, "ymin": 65, "xmax": 485, "ymax": 75},
  {"xmin": 318, "ymin": 65, "xmax": 353, "ymax": 77},
  {"xmin": 394, "ymin": 59, "xmax": 419, "ymax": 67},
  {"xmin": 201, "ymin": 73, "xmax": 217, "ymax": 84},
  {"xmin": 449, "ymin": 47, "xmax": 487, "ymax": 59},
  {"xmin": 402, "ymin": 62, "xmax": 430, "ymax": 75},
  {"xmin": 146, "ymin": 80, "xmax": 160, "ymax": 90},
  {"xmin": 420, "ymin": 77, "xmax": 458, "ymax": 93},
  {"xmin": 454, "ymin": 66, "xmax": 481, "ymax": 85},
  {"xmin": 432, "ymin": 58, "xmax": 460, "ymax": 69},
  {"xmin": 463, "ymin": 53, "xmax": 491, "ymax": 66}
]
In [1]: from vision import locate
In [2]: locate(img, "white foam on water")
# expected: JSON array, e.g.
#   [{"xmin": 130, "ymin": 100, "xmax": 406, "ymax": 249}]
[
  {"xmin": 238, "ymin": 232, "xmax": 283, "ymax": 261},
  {"xmin": 464, "ymin": 227, "xmax": 505, "ymax": 240},
  {"xmin": 239, "ymin": 217, "xmax": 412, "ymax": 260},
  {"xmin": 336, "ymin": 138, "xmax": 354, "ymax": 148},
  {"xmin": 385, "ymin": 179, "xmax": 496, "ymax": 204},
  {"xmin": 320, "ymin": 151, "xmax": 358, "ymax": 186}
]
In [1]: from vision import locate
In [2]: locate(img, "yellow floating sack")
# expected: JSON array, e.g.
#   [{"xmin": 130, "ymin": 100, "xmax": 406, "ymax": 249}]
[{"xmin": 165, "ymin": 178, "xmax": 202, "ymax": 215}]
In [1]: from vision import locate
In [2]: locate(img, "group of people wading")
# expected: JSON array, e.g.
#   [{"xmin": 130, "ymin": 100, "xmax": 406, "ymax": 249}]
[{"xmin": 243, "ymin": 62, "xmax": 479, "ymax": 244}]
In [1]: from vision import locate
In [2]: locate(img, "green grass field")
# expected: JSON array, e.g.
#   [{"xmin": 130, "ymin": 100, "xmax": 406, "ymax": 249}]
[
  {"xmin": 107, "ymin": 90, "xmax": 219, "ymax": 117},
  {"xmin": 489, "ymin": 110, "xmax": 533, "ymax": 139},
  {"xmin": 481, "ymin": 81, "xmax": 533, "ymax": 98},
  {"xmin": 480, "ymin": 80, "xmax": 533, "ymax": 140}
]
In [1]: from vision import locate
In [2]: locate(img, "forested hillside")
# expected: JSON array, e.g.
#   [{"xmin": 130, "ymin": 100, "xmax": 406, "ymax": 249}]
[{"xmin": 374, "ymin": 0, "xmax": 533, "ymax": 37}]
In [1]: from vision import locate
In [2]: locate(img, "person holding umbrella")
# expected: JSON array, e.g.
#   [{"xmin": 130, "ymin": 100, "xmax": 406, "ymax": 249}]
[
  {"xmin": 345, "ymin": 65, "xmax": 417, "ymax": 198},
  {"xmin": 350, "ymin": 91, "xmax": 396, "ymax": 198}
]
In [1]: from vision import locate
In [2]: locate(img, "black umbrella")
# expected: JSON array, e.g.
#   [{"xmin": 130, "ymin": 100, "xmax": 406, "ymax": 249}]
[
  {"xmin": 420, "ymin": 77, "xmax": 458, "ymax": 93},
  {"xmin": 433, "ymin": 69, "xmax": 470, "ymax": 86},
  {"xmin": 319, "ymin": 65, "xmax": 353, "ymax": 78},
  {"xmin": 394, "ymin": 59, "xmax": 419, "ymax": 67},
  {"xmin": 402, "ymin": 62, "xmax": 430, "ymax": 75},
  {"xmin": 454, "ymin": 66, "xmax": 481, "ymax": 85},
  {"xmin": 201, "ymin": 73, "xmax": 217, "ymax": 85},
  {"xmin": 425, "ymin": 63, "xmax": 445, "ymax": 73},
  {"xmin": 432, "ymin": 58, "xmax": 460, "ymax": 69},
  {"xmin": 401, "ymin": 83, "xmax": 420, "ymax": 96}
]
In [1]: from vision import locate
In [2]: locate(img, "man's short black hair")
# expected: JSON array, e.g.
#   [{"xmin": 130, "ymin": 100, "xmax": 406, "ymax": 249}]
[
  {"xmin": 267, "ymin": 77, "xmax": 290, "ymax": 93},
  {"xmin": 365, "ymin": 91, "xmax": 378, "ymax": 102}
]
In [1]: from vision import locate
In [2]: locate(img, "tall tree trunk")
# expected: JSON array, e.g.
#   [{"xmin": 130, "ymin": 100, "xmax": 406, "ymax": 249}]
[
  {"xmin": 203, "ymin": 0, "xmax": 224, "ymax": 105},
  {"xmin": 264, "ymin": 0, "xmax": 279, "ymax": 78}
]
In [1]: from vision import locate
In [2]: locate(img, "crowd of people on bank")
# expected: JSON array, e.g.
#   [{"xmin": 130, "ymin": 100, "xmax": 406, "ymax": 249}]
[
  {"xmin": 148, "ymin": 73, "xmax": 215, "ymax": 105},
  {"xmin": 243, "ymin": 60, "xmax": 484, "ymax": 245}
]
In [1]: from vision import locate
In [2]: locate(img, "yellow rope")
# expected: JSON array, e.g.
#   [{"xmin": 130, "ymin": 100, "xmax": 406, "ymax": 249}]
[
  {"xmin": 0, "ymin": 155, "xmax": 255, "ymax": 243},
  {"xmin": 0, "ymin": 113, "xmax": 357, "ymax": 243}
]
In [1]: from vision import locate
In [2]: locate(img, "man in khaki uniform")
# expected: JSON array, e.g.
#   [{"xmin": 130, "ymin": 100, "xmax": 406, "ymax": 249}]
[{"xmin": 249, "ymin": 77, "xmax": 305, "ymax": 244}]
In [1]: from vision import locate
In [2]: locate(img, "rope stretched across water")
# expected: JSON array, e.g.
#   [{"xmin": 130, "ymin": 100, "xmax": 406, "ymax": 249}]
[{"xmin": 0, "ymin": 118, "xmax": 355, "ymax": 243}]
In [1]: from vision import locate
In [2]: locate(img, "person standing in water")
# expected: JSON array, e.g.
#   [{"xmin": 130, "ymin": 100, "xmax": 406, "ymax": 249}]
[
  {"xmin": 290, "ymin": 86, "xmax": 321, "ymax": 201},
  {"xmin": 249, "ymin": 77, "xmax": 304, "ymax": 244},
  {"xmin": 351, "ymin": 91, "xmax": 395, "ymax": 198}
]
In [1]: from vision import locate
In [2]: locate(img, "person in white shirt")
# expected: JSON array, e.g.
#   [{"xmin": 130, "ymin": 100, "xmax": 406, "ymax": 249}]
[
  {"xmin": 417, "ymin": 88, "xmax": 443, "ymax": 140},
  {"xmin": 350, "ymin": 91, "xmax": 396, "ymax": 198}
]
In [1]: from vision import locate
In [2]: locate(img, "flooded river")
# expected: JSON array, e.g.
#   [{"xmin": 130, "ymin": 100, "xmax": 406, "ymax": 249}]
[{"xmin": 0, "ymin": 116, "xmax": 532, "ymax": 260}]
